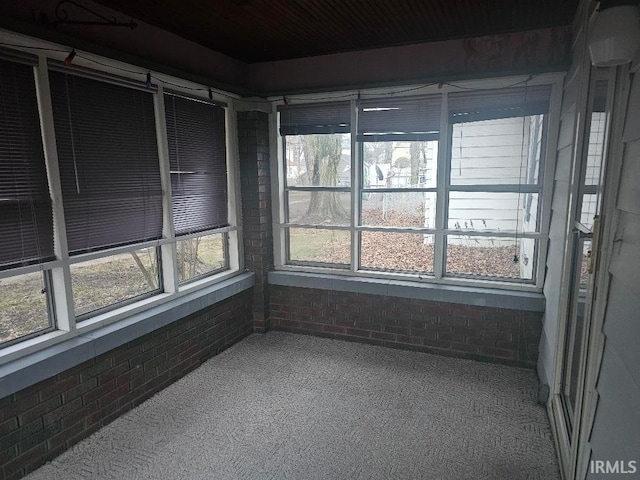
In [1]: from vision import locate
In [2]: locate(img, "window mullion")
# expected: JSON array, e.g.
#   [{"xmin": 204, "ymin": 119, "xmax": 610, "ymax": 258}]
[
  {"xmin": 351, "ymin": 99, "xmax": 360, "ymax": 273},
  {"xmin": 154, "ymin": 86, "xmax": 179, "ymax": 294},
  {"xmin": 225, "ymin": 102, "xmax": 243, "ymax": 272},
  {"xmin": 433, "ymin": 91, "xmax": 449, "ymax": 280},
  {"xmin": 34, "ymin": 54, "xmax": 76, "ymax": 332}
]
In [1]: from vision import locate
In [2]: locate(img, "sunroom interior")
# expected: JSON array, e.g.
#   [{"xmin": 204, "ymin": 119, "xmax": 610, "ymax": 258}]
[{"xmin": 0, "ymin": 0, "xmax": 638, "ymax": 479}]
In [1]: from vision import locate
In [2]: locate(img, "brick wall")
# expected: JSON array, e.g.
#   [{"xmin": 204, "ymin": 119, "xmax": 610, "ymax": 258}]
[
  {"xmin": 270, "ymin": 286, "xmax": 542, "ymax": 368},
  {"xmin": 237, "ymin": 111, "xmax": 273, "ymax": 333},
  {"xmin": 0, "ymin": 291, "xmax": 252, "ymax": 480}
]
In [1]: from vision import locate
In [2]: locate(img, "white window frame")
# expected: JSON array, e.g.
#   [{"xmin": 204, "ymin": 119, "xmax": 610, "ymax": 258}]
[
  {"xmin": 271, "ymin": 74, "xmax": 564, "ymax": 292},
  {"xmin": 0, "ymin": 30, "xmax": 244, "ymax": 359}
]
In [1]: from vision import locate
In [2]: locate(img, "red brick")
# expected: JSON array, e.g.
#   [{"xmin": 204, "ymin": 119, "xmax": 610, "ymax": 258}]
[
  {"xmin": 322, "ymin": 325, "xmax": 347, "ymax": 334},
  {"xmin": 371, "ymin": 331, "xmax": 395, "ymax": 342},
  {"xmin": 3, "ymin": 444, "xmax": 46, "ymax": 478},
  {"xmin": 18, "ymin": 396, "xmax": 62, "ymax": 426},
  {"xmin": 38, "ymin": 376, "xmax": 79, "ymax": 402},
  {"xmin": 0, "ymin": 395, "xmax": 38, "ymax": 422},
  {"xmin": 479, "ymin": 346, "xmax": 517, "ymax": 359},
  {"xmin": 42, "ymin": 398, "xmax": 83, "ymax": 427}
]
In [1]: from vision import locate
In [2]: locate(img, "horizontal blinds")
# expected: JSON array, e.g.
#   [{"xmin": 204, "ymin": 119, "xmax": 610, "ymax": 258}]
[
  {"xmin": 449, "ymin": 85, "xmax": 552, "ymax": 123},
  {"xmin": 165, "ymin": 94, "xmax": 228, "ymax": 236},
  {"xmin": 278, "ymin": 101, "xmax": 351, "ymax": 135},
  {"xmin": 0, "ymin": 58, "xmax": 54, "ymax": 270},
  {"xmin": 50, "ymin": 70, "xmax": 163, "ymax": 255},
  {"xmin": 358, "ymin": 95, "xmax": 441, "ymax": 141}
]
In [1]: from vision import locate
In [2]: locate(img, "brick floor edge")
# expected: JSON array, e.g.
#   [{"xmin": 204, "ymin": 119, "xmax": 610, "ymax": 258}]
[{"xmin": 270, "ymin": 285, "xmax": 542, "ymax": 368}]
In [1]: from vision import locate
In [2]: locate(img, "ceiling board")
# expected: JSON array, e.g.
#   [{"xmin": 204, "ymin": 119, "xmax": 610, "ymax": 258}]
[{"xmin": 94, "ymin": 0, "xmax": 579, "ymax": 63}]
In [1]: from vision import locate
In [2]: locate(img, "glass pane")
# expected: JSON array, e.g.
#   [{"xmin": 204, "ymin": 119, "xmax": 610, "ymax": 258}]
[
  {"xmin": 284, "ymin": 134, "xmax": 351, "ymax": 187},
  {"xmin": 362, "ymin": 192, "xmax": 436, "ymax": 228},
  {"xmin": 451, "ymin": 115, "xmax": 544, "ymax": 185},
  {"xmin": 287, "ymin": 191, "xmax": 350, "ymax": 225},
  {"xmin": 580, "ymin": 194, "xmax": 597, "ymax": 229},
  {"xmin": 177, "ymin": 233, "xmax": 226, "ymax": 284},
  {"xmin": 0, "ymin": 271, "xmax": 51, "ymax": 344},
  {"xmin": 361, "ymin": 232, "xmax": 434, "ymax": 273},
  {"xmin": 585, "ymin": 112, "xmax": 606, "ymax": 186},
  {"xmin": 288, "ymin": 228, "xmax": 350, "ymax": 266},
  {"xmin": 563, "ymin": 238, "xmax": 591, "ymax": 423},
  {"xmin": 448, "ymin": 192, "xmax": 539, "ymax": 233},
  {"xmin": 72, "ymin": 247, "xmax": 160, "ymax": 318},
  {"xmin": 362, "ymin": 141, "xmax": 437, "ymax": 188},
  {"xmin": 446, "ymin": 236, "xmax": 534, "ymax": 280}
]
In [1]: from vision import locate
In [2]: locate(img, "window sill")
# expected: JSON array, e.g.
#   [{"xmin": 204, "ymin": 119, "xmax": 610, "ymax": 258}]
[
  {"xmin": 0, "ymin": 272, "xmax": 255, "ymax": 399},
  {"xmin": 268, "ymin": 270, "xmax": 544, "ymax": 312}
]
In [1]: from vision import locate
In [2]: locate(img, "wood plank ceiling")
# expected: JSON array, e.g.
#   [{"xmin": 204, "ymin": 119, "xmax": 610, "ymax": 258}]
[{"xmin": 95, "ymin": 0, "xmax": 579, "ymax": 63}]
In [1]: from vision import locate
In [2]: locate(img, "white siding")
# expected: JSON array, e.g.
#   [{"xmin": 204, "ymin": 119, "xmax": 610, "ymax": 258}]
[{"xmin": 586, "ymin": 67, "xmax": 640, "ymax": 480}]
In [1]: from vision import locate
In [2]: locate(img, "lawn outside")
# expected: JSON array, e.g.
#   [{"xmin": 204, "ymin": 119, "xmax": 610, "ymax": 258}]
[{"xmin": 0, "ymin": 235, "xmax": 225, "ymax": 345}]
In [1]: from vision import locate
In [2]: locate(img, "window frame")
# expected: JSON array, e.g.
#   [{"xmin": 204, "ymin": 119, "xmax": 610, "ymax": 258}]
[
  {"xmin": 441, "ymin": 112, "xmax": 549, "ymax": 283},
  {"xmin": 273, "ymin": 77, "xmax": 563, "ymax": 292},
  {"xmin": 0, "ymin": 36, "xmax": 244, "ymax": 355}
]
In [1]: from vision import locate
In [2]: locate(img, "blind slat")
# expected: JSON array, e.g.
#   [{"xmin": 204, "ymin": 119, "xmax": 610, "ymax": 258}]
[
  {"xmin": 278, "ymin": 101, "xmax": 351, "ymax": 136},
  {"xmin": 165, "ymin": 94, "xmax": 228, "ymax": 236},
  {"xmin": 0, "ymin": 59, "xmax": 54, "ymax": 270},
  {"xmin": 50, "ymin": 71, "xmax": 162, "ymax": 255}
]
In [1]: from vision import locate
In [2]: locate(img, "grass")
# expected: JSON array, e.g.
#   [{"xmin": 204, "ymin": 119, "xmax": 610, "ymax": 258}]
[
  {"xmin": 289, "ymin": 229, "xmax": 350, "ymax": 264},
  {"xmin": 0, "ymin": 236, "xmax": 227, "ymax": 344}
]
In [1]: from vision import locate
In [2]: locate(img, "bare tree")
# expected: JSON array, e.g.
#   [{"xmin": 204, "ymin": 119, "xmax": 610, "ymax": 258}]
[{"xmin": 300, "ymin": 135, "xmax": 348, "ymax": 222}]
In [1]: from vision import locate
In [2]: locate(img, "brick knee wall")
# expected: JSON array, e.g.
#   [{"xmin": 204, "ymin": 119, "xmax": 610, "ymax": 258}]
[
  {"xmin": 237, "ymin": 111, "xmax": 273, "ymax": 333},
  {"xmin": 0, "ymin": 290, "xmax": 253, "ymax": 480},
  {"xmin": 270, "ymin": 286, "xmax": 542, "ymax": 368}
]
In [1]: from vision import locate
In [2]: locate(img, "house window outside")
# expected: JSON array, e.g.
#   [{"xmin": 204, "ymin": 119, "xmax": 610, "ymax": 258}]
[
  {"xmin": 0, "ymin": 45, "xmax": 239, "ymax": 350},
  {"xmin": 277, "ymin": 83, "xmax": 554, "ymax": 287}
]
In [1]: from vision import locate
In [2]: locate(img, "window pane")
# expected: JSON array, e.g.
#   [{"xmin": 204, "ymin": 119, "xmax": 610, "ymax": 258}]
[
  {"xmin": 450, "ymin": 115, "xmax": 544, "ymax": 185},
  {"xmin": 284, "ymin": 134, "xmax": 351, "ymax": 187},
  {"xmin": 448, "ymin": 192, "xmax": 539, "ymax": 233},
  {"xmin": 361, "ymin": 232, "xmax": 434, "ymax": 273},
  {"xmin": 362, "ymin": 141, "xmax": 437, "ymax": 188},
  {"xmin": 177, "ymin": 233, "xmax": 226, "ymax": 284},
  {"xmin": 71, "ymin": 247, "xmax": 160, "ymax": 318},
  {"xmin": 362, "ymin": 192, "xmax": 436, "ymax": 228},
  {"xmin": 446, "ymin": 236, "xmax": 535, "ymax": 280},
  {"xmin": 585, "ymin": 112, "xmax": 606, "ymax": 186},
  {"xmin": 580, "ymin": 194, "xmax": 597, "ymax": 229},
  {"xmin": 0, "ymin": 271, "xmax": 51, "ymax": 344},
  {"xmin": 287, "ymin": 191, "xmax": 350, "ymax": 225},
  {"xmin": 288, "ymin": 228, "xmax": 350, "ymax": 266}
]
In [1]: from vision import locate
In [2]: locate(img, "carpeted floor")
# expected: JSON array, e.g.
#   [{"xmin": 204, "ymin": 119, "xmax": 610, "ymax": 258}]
[{"xmin": 26, "ymin": 332, "xmax": 560, "ymax": 480}]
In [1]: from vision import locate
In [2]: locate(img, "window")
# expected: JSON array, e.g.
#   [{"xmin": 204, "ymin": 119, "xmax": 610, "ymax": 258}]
[
  {"xmin": 164, "ymin": 93, "xmax": 229, "ymax": 283},
  {"xmin": 359, "ymin": 96, "xmax": 440, "ymax": 275},
  {"xmin": 49, "ymin": 68, "xmax": 163, "ymax": 316},
  {"xmin": 0, "ymin": 52, "xmax": 55, "ymax": 344},
  {"xmin": 0, "ymin": 44, "xmax": 240, "ymax": 350},
  {"xmin": 280, "ymin": 102, "xmax": 352, "ymax": 267},
  {"xmin": 446, "ymin": 86, "xmax": 550, "ymax": 281},
  {"xmin": 276, "ymin": 83, "xmax": 554, "ymax": 287}
]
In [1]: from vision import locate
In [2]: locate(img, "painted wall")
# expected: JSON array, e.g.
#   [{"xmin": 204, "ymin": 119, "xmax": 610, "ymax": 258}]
[
  {"xmin": 536, "ymin": 17, "xmax": 588, "ymax": 390},
  {"xmin": 0, "ymin": 0, "xmax": 571, "ymax": 96},
  {"xmin": 586, "ymin": 66, "xmax": 640, "ymax": 479},
  {"xmin": 251, "ymin": 27, "xmax": 572, "ymax": 94}
]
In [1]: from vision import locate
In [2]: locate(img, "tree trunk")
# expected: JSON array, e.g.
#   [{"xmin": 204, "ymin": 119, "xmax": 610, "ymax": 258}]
[{"xmin": 301, "ymin": 135, "xmax": 348, "ymax": 223}]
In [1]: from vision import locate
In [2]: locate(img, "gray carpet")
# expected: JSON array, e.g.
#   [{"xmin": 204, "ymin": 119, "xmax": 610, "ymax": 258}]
[{"xmin": 26, "ymin": 332, "xmax": 560, "ymax": 480}]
